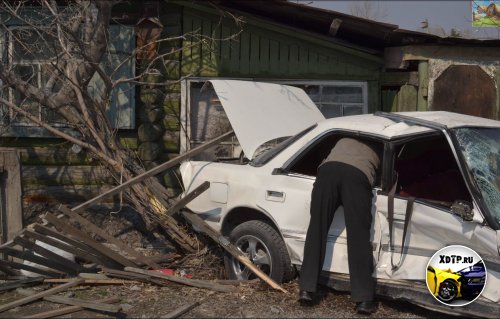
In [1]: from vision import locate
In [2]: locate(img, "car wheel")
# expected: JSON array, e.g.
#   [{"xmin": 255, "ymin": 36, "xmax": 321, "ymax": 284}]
[
  {"xmin": 437, "ymin": 279, "xmax": 458, "ymax": 303},
  {"xmin": 224, "ymin": 220, "xmax": 295, "ymax": 283}
]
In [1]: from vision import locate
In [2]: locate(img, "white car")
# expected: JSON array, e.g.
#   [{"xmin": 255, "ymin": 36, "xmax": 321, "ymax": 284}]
[{"xmin": 180, "ymin": 80, "xmax": 500, "ymax": 317}]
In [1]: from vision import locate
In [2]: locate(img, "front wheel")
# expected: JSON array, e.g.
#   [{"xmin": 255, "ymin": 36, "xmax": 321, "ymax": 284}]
[
  {"xmin": 224, "ymin": 220, "xmax": 295, "ymax": 283},
  {"xmin": 437, "ymin": 279, "xmax": 458, "ymax": 303}
]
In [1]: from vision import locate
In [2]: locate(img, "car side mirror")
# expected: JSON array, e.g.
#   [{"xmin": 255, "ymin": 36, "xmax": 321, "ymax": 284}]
[{"xmin": 451, "ymin": 200, "xmax": 474, "ymax": 222}]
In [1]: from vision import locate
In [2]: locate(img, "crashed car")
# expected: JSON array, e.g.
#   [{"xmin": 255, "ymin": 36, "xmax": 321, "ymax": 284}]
[
  {"xmin": 180, "ymin": 80, "xmax": 500, "ymax": 317},
  {"xmin": 427, "ymin": 265, "xmax": 462, "ymax": 303},
  {"xmin": 457, "ymin": 261, "xmax": 487, "ymax": 299}
]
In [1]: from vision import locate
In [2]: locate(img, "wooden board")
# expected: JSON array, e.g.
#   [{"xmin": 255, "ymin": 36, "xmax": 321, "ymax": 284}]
[
  {"xmin": 0, "ymin": 150, "xmax": 23, "ymax": 244},
  {"xmin": 0, "ymin": 246, "xmax": 70, "ymax": 276},
  {"xmin": 14, "ymin": 236, "xmax": 84, "ymax": 275},
  {"xmin": 124, "ymin": 267, "xmax": 237, "ymax": 293},
  {"xmin": 0, "ymin": 279, "xmax": 84, "ymax": 313},
  {"xmin": 33, "ymin": 224, "xmax": 122, "ymax": 269},
  {"xmin": 56, "ymin": 205, "xmax": 160, "ymax": 269},
  {"xmin": 0, "ymin": 259, "xmax": 61, "ymax": 278},
  {"xmin": 43, "ymin": 213, "xmax": 137, "ymax": 268}
]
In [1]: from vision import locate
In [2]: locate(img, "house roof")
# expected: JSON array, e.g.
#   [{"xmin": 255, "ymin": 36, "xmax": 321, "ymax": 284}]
[{"xmin": 211, "ymin": 0, "xmax": 500, "ymax": 51}]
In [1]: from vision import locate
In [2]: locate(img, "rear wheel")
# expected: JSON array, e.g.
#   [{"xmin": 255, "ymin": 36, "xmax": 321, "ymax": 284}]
[{"xmin": 224, "ymin": 220, "xmax": 295, "ymax": 283}]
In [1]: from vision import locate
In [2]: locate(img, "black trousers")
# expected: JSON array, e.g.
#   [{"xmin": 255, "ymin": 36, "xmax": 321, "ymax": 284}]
[{"xmin": 299, "ymin": 161, "xmax": 375, "ymax": 302}]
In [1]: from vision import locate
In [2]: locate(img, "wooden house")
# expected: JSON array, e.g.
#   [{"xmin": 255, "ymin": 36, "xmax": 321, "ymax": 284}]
[{"xmin": 0, "ymin": 0, "xmax": 499, "ymax": 210}]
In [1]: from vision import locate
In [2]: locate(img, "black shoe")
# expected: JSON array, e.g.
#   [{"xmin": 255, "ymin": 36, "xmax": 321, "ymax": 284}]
[
  {"xmin": 298, "ymin": 290, "xmax": 314, "ymax": 306},
  {"xmin": 355, "ymin": 301, "xmax": 378, "ymax": 315}
]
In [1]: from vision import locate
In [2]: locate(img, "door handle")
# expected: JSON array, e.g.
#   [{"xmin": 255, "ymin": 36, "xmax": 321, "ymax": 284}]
[{"xmin": 266, "ymin": 190, "xmax": 285, "ymax": 202}]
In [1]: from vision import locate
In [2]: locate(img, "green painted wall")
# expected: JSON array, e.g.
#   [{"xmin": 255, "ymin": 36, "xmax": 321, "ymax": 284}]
[{"xmin": 181, "ymin": 8, "xmax": 382, "ymax": 81}]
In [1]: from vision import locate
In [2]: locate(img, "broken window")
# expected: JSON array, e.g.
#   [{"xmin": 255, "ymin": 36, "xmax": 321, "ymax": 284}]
[
  {"xmin": 394, "ymin": 134, "xmax": 472, "ymax": 207},
  {"xmin": 454, "ymin": 127, "xmax": 500, "ymax": 223}
]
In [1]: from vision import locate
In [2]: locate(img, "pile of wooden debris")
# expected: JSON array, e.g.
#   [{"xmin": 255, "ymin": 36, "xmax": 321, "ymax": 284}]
[{"xmin": 0, "ymin": 133, "xmax": 287, "ymax": 317}]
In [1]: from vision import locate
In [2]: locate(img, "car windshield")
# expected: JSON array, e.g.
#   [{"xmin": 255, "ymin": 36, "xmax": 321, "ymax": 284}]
[
  {"xmin": 251, "ymin": 124, "xmax": 316, "ymax": 167},
  {"xmin": 453, "ymin": 127, "xmax": 500, "ymax": 225}
]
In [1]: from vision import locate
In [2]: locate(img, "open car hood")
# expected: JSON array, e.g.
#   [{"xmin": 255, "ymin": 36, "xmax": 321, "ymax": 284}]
[{"xmin": 209, "ymin": 80, "xmax": 325, "ymax": 159}]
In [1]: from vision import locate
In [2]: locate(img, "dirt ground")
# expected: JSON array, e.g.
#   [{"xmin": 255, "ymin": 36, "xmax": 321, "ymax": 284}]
[{"xmin": 0, "ymin": 204, "xmax": 451, "ymax": 318}]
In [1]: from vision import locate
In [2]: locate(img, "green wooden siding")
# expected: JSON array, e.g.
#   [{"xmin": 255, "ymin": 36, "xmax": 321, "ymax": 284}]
[{"xmin": 182, "ymin": 9, "xmax": 382, "ymax": 81}]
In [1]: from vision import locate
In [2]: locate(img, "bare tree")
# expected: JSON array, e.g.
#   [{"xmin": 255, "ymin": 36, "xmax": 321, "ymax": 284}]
[
  {"xmin": 0, "ymin": 0, "xmax": 239, "ymax": 252},
  {"xmin": 349, "ymin": 1, "xmax": 388, "ymax": 22}
]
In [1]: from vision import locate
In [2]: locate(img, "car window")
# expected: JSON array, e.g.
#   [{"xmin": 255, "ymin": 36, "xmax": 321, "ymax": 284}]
[
  {"xmin": 394, "ymin": 134, "xmax": 472, "ymax": 207},
  {"xmin": 287, "ymin": 132, "xmax": 384, "ymax": 185}
]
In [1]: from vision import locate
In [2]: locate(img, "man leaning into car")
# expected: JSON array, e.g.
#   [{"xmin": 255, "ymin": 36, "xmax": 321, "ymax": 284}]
[{"xmin": 298, "ymin": 137, "xmax": 380, "ymax": 315}]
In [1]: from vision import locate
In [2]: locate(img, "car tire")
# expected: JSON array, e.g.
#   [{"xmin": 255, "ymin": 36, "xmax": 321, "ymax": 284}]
[
  {"xmin": 224, "ymin": 220, "xmax": 295, "ymax": 283},
  {"xmin": 437, "ymin": 279, "xmax": 458, "ymax": 303}
]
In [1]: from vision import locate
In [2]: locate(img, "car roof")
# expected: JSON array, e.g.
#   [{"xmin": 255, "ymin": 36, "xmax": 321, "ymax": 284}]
[{"xmin": 316, "ymin": 111, "xmax": 500, "ymax": 139}]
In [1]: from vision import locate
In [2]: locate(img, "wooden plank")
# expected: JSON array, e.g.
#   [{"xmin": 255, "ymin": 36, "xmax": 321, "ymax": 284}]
[
  {"xmin": 56, "ymin": 205, "xmax": 160, "ymax": 269},
  {"xmin": 0, "ymin": 259, "xmax": 61, "ymax": 278},
  {"xmin": 240, "ymin": 32, "xmax": 250, "ymax": 74},
  {"xmin": 32, "ymin": 224, "xmax": 122, "ymax": 269},
  {"xmin": 23, "ymin": 297, "xmax": 120, "ymax": 319},
  {"xmin": 229, "ymin": 29, "xmax": 240, "ymax": 73},
  {"xmin": 0, "ymin": 262, "xmax": 19, "ymax": 276},
  {"xmin": 249, "ymin": 33, "xmax": 260, "ymax": 74},
  {"xmin": 14, "ymin": 236, "xmax": 84, "ymax": 275},
  {"xmin": 44, "ymin": 278, "xmax": 140, "ymax": 285},
  {"xmin": 0, "ymin": 246, "xmax": 70, "ymax": 276},
  {"xmin": 124, "ymin": 267, "xmax": 237, "ymax": 293},
  {"xmin": 42, "ymin": 295, "xmax": 121, "ymax": 313},
  {"xmin": 102, "ymin": 268, "xmax": 173, "ymax": 287},
  {"xmin": 0, "ymin": 276, "xmax": 44, "ymax": 292},
  {"xmin": 269, "ymin": 39, "xmax": 279, "ymax": 75},
  {"xmin": 70, "ymin": 130, "xmax": 234, "ymax": 214},
  {"xmin": 0, "ymin": 150, "xmax": 23, "ymax": 243},
  {"xmin": 0, "ymin": 278, "xmax": 84, "ymax": 313},
  {"xmin": 259, "ymin": 37, "xmax": 270, "ymax": 74},
  {"xmin": 44, "ymin": 213, "xmax": 137, "ymax": 268},
  {"xmin": 165, "ymin": 300, "xmax": 201, "ymax": 318},
  {"xmin": 166, "ymin": 181, "xmax": 210, "ymax": 216},
  {"xmin": 22, "ymin": 230, "xmax": 101, "ymax": 270},
  {"xmin": 182, "ymin": 212, "xmax": 288, "ymax": 293}
]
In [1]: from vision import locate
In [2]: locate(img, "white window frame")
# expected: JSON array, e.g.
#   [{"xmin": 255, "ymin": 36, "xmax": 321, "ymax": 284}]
[
  {"xmin": 7, "ymin": 26, "xmax": 62, "ymax": 127},
  {"xmin": 180, "ymin": 78, "xmax": 368, "ymax": 154},
  {"xmin": 1, "ymin": 25, "xmax": 135, "ymax": 136}
]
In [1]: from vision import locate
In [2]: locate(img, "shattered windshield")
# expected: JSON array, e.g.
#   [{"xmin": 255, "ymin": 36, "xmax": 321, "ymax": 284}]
[{"xmin": 454, "ymin": 128, "xmax": 500, "ymax": 225}]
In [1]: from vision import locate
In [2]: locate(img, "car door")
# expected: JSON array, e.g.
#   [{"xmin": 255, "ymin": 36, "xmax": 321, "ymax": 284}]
[
  {"xmin": 263, "ymin": 130, "xmax": 384, "ymax": 274},
  {"xmin": 374, "ymin": 132, "xmax": 498, "ymax": 281}
]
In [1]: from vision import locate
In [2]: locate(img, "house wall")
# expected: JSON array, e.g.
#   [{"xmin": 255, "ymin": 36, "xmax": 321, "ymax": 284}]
[{"xmin": 2, "ymin": 2, "xmax": 384, "ymax": 206}]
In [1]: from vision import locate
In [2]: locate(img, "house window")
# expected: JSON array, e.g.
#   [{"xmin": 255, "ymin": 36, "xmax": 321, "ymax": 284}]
[
  {"xmin": 181, "ymin": 79, "xmax": 368, "ymax": 159},
  {"xmin": 282, "ymin": 81, "xmax": 368, "ymax": 118},
  {"xmin": 8, "ymin": 28, "xmax": 63, "ymax": 126},
  {"xmin": 2, "ymin": 24, "xmax": 135, "ymax": 135}
]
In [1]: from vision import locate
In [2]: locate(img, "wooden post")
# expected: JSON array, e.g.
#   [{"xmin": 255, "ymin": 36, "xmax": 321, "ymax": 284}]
[
  {"xmin": 417, "ymin": 61, "xmax": 429, "ymax": 112},
  {"xmin": 0, "ymin": 149, "xmax": 23, "ymax": 244}
]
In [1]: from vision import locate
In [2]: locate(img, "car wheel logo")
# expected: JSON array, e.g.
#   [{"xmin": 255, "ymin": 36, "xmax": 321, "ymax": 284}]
[{"xmin": 426, "ymin": 245, "xmax": 487, "ymax": 306}]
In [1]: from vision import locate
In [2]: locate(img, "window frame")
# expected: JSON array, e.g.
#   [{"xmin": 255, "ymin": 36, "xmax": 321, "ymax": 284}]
[
  {"xmin": 1, "ymin": 24, "xmax": 136, "ymax": 137},
  {"xmin": 180, "ymin": 78, "xmax": 369, "ymax": 155}
]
